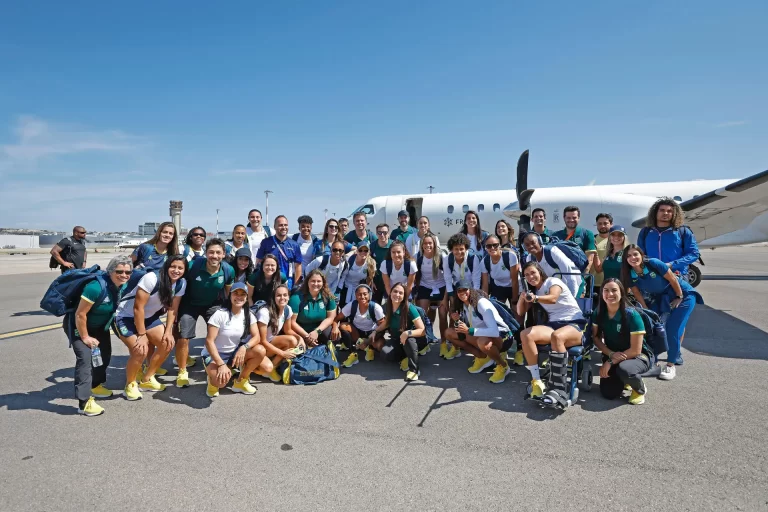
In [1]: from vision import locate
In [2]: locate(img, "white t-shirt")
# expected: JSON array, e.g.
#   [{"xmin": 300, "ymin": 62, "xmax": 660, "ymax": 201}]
[
  {"xmin": 183, "ymin": 246, "xmax": 204, "ymax": 263},
  {"xmin": 404, "ymin": 232, "xmax": 440, "ymax": 256},
  {"xmin": 535, "ymin": 277, "xmax": 584, "ymax": 322},
  {"xmin": 443, "ymin": 254, "xmax": 482, "ymax": 293},
  {"xmin": 464, "ymin": 297, "xmax": 509, "ymax": 338},
  {"xmin": 204, "ymin": 308, "xmax": 258, "ymax": 355},
  {"xmin": 481, "ymin": 252, "xmax": 518, "ymax": 288},
  {"xmin": 116, "ymin": 273, "xmax": 186, "ymax": 320},
  {"xmin": 341, "ymin": 301, "xmax": 385, "ymax": 332},
  {"xmin": 256, "ymin": 305, "xmax": 293, "ymax": 342},
  {"xmin": 416, "ymin": 255, "xmax": 446, "ymax": 292},
  {"xmin": 379, "ymin": 259, "xmax": 417, "ymax": 288},
  {"xmin": 523, "ymin": 247, "xmax": 582, "ymax": 297},
  {"xmin": 247, "ymin": 226, "xmax": 269, "ymax": 263},
  {"xmin": 295, "ymin": 235, "xmax": 316, "ymax": 268},
  {"xmin": 306, "ymin": 256, "xmax": 348, "ymax": 292},
  {"xmin": 343, "ymin": 256, "xmax": 370, "ymax": 303}
]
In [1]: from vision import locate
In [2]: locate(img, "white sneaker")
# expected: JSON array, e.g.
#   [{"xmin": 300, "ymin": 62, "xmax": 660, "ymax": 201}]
[{"xmin": 659, "ymin": 365, "xmax": 676, "ymax": 381}]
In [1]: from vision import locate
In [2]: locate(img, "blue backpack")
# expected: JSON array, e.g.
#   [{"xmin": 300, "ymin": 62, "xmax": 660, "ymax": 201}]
[
  {"xmin": 447, "ymin": 253, "xmax": 475, "ymax": 276},
  {"xmin": 281, "ymin": 341, "xmax": 340, "ymax": 385},
  {"xmin": 182, "ymin": 245, "xmax": 204, "ymax": 263},
  {"xmin": 473, "ymin": 297, "xmax": 521, "ymax": 335},
  {"xmin": 414, "ymin": 305, "xmax": 438, "ymax": 342},
  {"xmin": 385, "ymin": 259, "xmax": 413, "ymax": 277},
  {"xmin": 348, "ymin": 299, "xmax": 379, "ymax": 323},
  {"xmin": 542, "ymin": 237, "xmax": 589, "ymax": 273},
  {"xmin": 628, "ymin": 306, "xmax": 668, "ymax": 357},
  {"xmin": 40, "ymin": 265, "xmax": 110, "ymax": 317}
]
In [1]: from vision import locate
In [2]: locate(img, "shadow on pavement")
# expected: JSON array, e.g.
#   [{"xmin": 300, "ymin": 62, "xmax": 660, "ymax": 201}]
[
  {"xmin": 11, "ymin": 310, "xmax": 54, "ymax": 317},
  {"xmin": 684, "ymin": 305, "xmax": 768, "ymax": 361}
]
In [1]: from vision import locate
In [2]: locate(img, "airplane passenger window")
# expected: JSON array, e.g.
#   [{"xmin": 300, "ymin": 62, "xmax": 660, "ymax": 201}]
[
  {"xmin": 673, "ymin": 196, "xmax": 682, "ymax": 202},
  {"xmin": 462, "ymin": 205, "xmax": 469, "ymax": 213},
  {"xmin": 493, "ymin": 203, "xmax": 500, "ymax": 211},
  {"xmin": 477, "ymin": 204, "xmax": 484, "ymax": 212},
  {"xmin": 354, "ymin": 204, "xmax": 375, "ymax": 215},
  {"xmin": 447, "ymin": 205, "xmax": 454, "ymax": 214}
]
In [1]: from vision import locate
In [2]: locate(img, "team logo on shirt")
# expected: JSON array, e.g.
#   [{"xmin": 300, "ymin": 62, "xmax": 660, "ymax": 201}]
[
  {"xmin": 196, "ymin": 276, "xmax": 202, "ymax": 281},
  {"xmin": 103, "ymin": 296, "xmax": 111, "ymax": 304},
  {"xmin": 616, "ymin": 324, "xmax": 621, "ymax": 332},
  {"xmin": 218, "ymin": 276, "xmax": 224, "ymax": 283},
  {"xmin": 649, "ymin": 272, "xmax": 657, "ymax": 278},
  {"xmin": 319, "ymin": 302, "xmax": 325, "ymax": 310}
]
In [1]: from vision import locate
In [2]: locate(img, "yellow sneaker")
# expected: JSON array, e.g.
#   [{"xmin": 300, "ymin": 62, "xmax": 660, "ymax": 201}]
[
  {"xmin": 418, "ymin": 344, "xmax": 430, "ymax": 356},
  {"xmin": 489, "ymin": 364, "xmax": 510, "ymax": 384},
  {"xmin": 468, "ymin": 356, "xmax": 494, "ymax": 374},
  {"xmin": 173, "ymin": 356, "xmax": 196, "ymax": 368},
  {"xmin": 624, "ymin": 384, "xmax": 632, "ymax": 392},
  {"xmin": 400, "ymin": 358, "xmax": 409, "ymax": 372},
  {"xmin": 123, "ymin": 381, "xmax": 142, "ymax": 401},
  {"xmin": 444, "ymin": 346, "xmax": 459, "ymax": 360},
  {"xmin": 336, "ymin": 342, "xmax": 350, "ymax": 352},
  {"xmin": 176, "ymin": 369, "xmax": 190, "ymax": 388},
  {"xmin": 206, "ymin": 378, "xmax": 219, "ymax": 398},
  {"xmin": 255, "ymin": 369, "xmax": 281, "ymax": 383},
  {"xmin": 154, "ymin": 366, "xmax": 168, "ymax": 376},
  {"xmin": 141, "ymin": 364, "xmax": 168, "ymax": 377},
  {"xmin": 365, "ymin": 347, "xmax": 375, "ymax": 362},
  {"xmin": 232, "ymin": 378, "xmax": 257, "ymax": 395},
  {"xmin": 405, "ymin": 370, "xmax": 419, "ymax": 382},
  {"xmin": 439, "ymin": 342, "xmax": 448, "ymax": 358},
  {"xmin": 78, "ymin": 397, "xmax": 105, "ymax": 416},
  {"xmin": 531, "ymin": 379, "xmax": 546, "ymax": 398},
  {"xmin": 91, "ymin": 384, "xmax": 113, "ymax": 398},
  {"xmin": 342, "ymin": 352, "xmax": 359, "ymax": 368},
  {"xmin": 139, "ymin": 376, "xmax": 166, "ymax": 392},
  {"xmin": 513, "ymin": 350, "xmax": 525, "ymax": 366},
  {"xmin": 629, "ymin": 390, "xmax": 646, "ymax": 405}
]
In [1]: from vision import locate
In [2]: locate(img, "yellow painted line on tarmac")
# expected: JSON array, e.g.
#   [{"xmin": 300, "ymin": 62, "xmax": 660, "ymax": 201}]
[{"xmin": 0, "ymin": 323, "xmax": 61, "ymax": 340}]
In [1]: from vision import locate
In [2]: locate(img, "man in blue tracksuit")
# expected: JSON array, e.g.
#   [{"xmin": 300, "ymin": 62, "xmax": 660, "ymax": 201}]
[{"xmin": 637, "ymin": 197, "xmax": 700, "ymax": 277}]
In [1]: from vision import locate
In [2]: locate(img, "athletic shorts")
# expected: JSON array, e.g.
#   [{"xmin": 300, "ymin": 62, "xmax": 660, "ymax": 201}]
[
  {"xmin": 201, "ymin": 348, "xmax": 237, "ymax": 367},
  {"xmin": 177, "ymin": 303, "xmax": 220, "ymax": 340},
  {"xmin": 546, "ymin": 318, "xmax": 588, "ymax": 332},
  {"xmin": 351, "ymin": 327, "xmax": 375, "ymax": 339},
  {"xmin": 416, "ymin": 286, "xmax": 446, "ymax": 302},
  {"xmin": 488, "ymin": 284, "xmax": 513, "ymax": 304},
  {"xmin": 112, "ymin": 312, "xmax": 164, "ymax": 338}
]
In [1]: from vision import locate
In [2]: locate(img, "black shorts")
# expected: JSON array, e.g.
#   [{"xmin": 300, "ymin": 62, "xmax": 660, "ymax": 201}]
[
  {"xmin": 488, "ymin": 283, "xmax": 513, "ymax": 304},
  {"xmin": 416, "ymin": 286, "xmax": 446, "ymax": 302},
  {"xmin": 177, "ymin": 303, "xmax": 220, "ymax": 340},
  {"xmin": 546, "ymin": 318, "xmax": 588, "ymax": 332}
]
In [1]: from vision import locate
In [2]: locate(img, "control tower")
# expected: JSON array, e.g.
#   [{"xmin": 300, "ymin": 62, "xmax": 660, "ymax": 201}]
[{"xmin": 169, "ymin": 200, "xmax": 183, "ymax": 235}]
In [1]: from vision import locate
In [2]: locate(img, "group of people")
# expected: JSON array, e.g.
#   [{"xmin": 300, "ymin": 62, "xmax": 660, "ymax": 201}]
[{"xmin": 60, "ymin": 197, "xmax": 703, "ymax": 416}]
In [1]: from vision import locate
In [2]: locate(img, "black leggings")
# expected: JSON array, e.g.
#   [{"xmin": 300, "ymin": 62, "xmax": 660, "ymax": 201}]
[
  {"xmin": 599, "ymin": 355, "xmax": 651, "ymax": 399},
  {"xmin": 381, "ymin": 336, "xmax": 427, "ymax": 373}
]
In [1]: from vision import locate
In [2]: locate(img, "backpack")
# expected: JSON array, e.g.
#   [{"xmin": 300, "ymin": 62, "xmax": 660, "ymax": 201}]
[
  {"xmin": 414, "ymin": 305, "xmax": 438, "ymax": 342},
  {"xmin": 49, "ymin": 237, "xmax": 73, "ymax": 269},
  {"xmin": 182, "ymin": 245, "xmax": 204, "ymax": 262},
  {"xmin": 281, "ymin": 341, "xmax": 340, "ymax": 385},
  {"xmin": 483, "ymin": 251, "xmax": 513, "ymax": 287},
  {"xmin": 542, "ymin": 237, "xmax": 589, "ymax": 273},
  {"xmin": 348, "ymin": 299, "xmax": 379, "ymax": 324},
  {"xmin": 625, "ymin": 306, "xmax": 667, "ymax": 357},
  {"xmin": 40, "ymin": 265, "xmax": 109, "ymax": 317},
  {"xmin": 473, "ymin": 297, "xmax": 521, "ymax": 336},
  {"xmin": 121, "ymin": 268, "xmax": 184, "ymax": 303},
  {"xmin": 384, "ymin": 259, "xmax": 413, "ymax": 278},
  {"xmin": 447, "ymin": 253, "xmax": 475, "ymax": 279}
]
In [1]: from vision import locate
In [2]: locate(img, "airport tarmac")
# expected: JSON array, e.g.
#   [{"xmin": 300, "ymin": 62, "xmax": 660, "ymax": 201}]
[{"xmin": 1, "ymin": 247, "xmax": 767, "ymax": 511}]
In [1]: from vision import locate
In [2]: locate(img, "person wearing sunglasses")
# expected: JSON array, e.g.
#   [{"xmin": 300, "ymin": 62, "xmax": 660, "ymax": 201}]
[
  {"xmin": 182, "ymin": 226, "xmax": 207, "ymax": 263},
  {"xmin": 132, "ymin": 222, "xmax": 180, "ymax": 271},
  {"xmin": 64, "ymin": 255, "xmax": 133, "ymax": 416},
  {"xmin": 371, "ymin": 223, "xmax": 393, "ymax": 304},
  {"xmin": 51, "ymin": 226, "xmax": 88, "ymax": 273},
  {"xmin": 305, "ymin": 241, "xmax": 350, "ymax": 305},
  {"xmin": 480, "ymin": 235, "xmax": 520, "ymax": 307},
  {"xmin": 313, "ymin": 218, "xmax": 352, "ymax": 258}
]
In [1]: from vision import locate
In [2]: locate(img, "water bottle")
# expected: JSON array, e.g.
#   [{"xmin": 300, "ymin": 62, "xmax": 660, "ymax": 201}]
[{"xmin": 91, "ymin": 346, "xmax": 103, "ymax": 367}]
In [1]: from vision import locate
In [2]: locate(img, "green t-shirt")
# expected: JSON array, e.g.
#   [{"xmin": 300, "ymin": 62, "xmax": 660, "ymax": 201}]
[
  {"xmin": 552, "ymin": 226, "xmax": 597, "ymax": 254},
  {"xmin": 372, "ymin": 240, "xmax": 392, "ymax": 289},
  {"xmin": 344, "ymin": 230, "xmax": 375, "ymax": 246},
  {"xmin": 602, "ymin": 250, "xmax": 624, "ymax": 281},
  {"xmin": 390, "ymin": 225, "xmax": 415, "ymax": 244},
  {"xmin": 388, "ymin": 303, "xmax": 420, "ymax": 338},
  {"xmin": 591, "ymin": 307, "xmax": 646, "ymax": 352},
  {"xmin": 80, "ymin": 279, "xmax": 124, "ymax": 329},
  {"xmin": 288, "ymin": 293, "xmax": 337, "ymax": 332},
  {"xmin": 185, "ymin": 260, "xmax": 235, "ymax": 307}
]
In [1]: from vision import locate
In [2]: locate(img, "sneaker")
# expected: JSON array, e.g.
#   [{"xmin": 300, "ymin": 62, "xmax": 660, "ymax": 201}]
[
  {"xmin": 468, "ymin": 356, "xmax": 494, "ymax": 374},
  {"xmin": 513, "ymin": 350, "xmax": 525, "ymax": 366},
  {"xmin": 628, "ymin": 390, "xmax": 646, "ymax": 405},
  {"xmin": 439, "ymin": 342, "xmax": 448, "ymax": 358},
  {"xmin": 418, "ymin": 344, "xmax": 430, "ymax": 356},
  {"xmin": 659, "ymin": 365, "xmax": 676, "ymax": 381},
  {"xmin": 489, "ymin": 364, "xmax": 510, "ymax": 384},
  {"xmin": 176, "ymin": 369, "xmax": 190, "ymax": 388},
  {"xmin": 342, "ymin": 352, "xmax": 359, "ymax": 368},
  {"xmin": 91, "ymin": 384, "xmax": 113, "ymax": 398},
  {"xmin": 336, "ymin": 342, "xmax": 350, "ymax": 352},
  {"xmin": 624, "ymin": 384, "xmax": 632, "ymax": 392},
  {"xmin": 139, "ymin": 376, "xmax": 166, "ymax": 392},
  {"xmin": 78, "ymin": 397, "xmax": 105, "ymax": 416},
  {"xmin": 444, "ymin": 346, "xmax": 459, "ymax": 360},
  {"xmin": 142, "ymin": 364, "xmax": 168, "ymax": 377},
  {"xmin": 154, "ymin": 366, "xmax": 168, "ymax": 376},
  {"xmin": 232, "ymin": 378, "xmax": 257, "ymax": 395},
  {"xmin": 405, "ymin": 370, "xmax": 419, "ymax": 382},
  {"xmin": 206, "ymin": 378, "xmax": 219, "ymax": 398},
  {"xmin": 173, "ymin": 356, "xmax": 196, "ymax": 367},
  {"xmin": 365, "ymin": 347, "xmax": 375, "ymax": 362},
  {"xmin": 123, "ymin": 381, "xmax": 143, "ymax": 401},
  {"xmin": 399, "ymin": 358, "xmax": 409, "ymax": 372},
  {"xmin": 530, "ymin": 379, "xmax": 546, "ymax": 398}
]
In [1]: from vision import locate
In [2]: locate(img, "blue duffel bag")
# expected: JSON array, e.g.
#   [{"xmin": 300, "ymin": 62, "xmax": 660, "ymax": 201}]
[{"xmin": 281, "ymin": 341, "xmax": 340, "ymax": 385}]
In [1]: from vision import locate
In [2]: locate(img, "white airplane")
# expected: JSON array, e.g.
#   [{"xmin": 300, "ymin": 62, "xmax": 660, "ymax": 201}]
[
  {"xmin": 114, "ymin": 239, "xmax": 148, "ymax": 250},
  {"xmin": 352, "ymin": 150, "xmax": 768, "ymax": 287}
]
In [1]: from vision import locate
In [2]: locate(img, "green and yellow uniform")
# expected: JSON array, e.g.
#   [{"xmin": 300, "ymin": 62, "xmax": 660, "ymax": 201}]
[
  {"xmin": 288, "ymin": 293, "xmax": 337, "ymax": 332},
  {"xmin": 591, "ymin": 307, "xmax": 649, "ymax": 354},
  {"xmin": 185, "ymin": 260, "xmax": 235, "ymax": 307},
  {"xmin": 80, "ymin": 279, "xmax": 124, "ymax": 329},
  {"xmin": 602, "ymin": 249, "xmax": 624, "ymax": 282},
  {"xmin": 552, "ymin": 225, "xmax": 597, "ymax": 255},
  {"xmin": 388, "ymin": 303, "xmax": 420, "ymax": 339},
  {"xmin": 390, "ymin": 225, "xmax": 415, "ymax": 244}
]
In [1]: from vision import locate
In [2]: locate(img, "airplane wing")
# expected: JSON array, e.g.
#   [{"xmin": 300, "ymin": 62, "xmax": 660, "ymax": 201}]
[{"xmin": 631, "ymin": 169, "xmax": 768, "ymax": 241}]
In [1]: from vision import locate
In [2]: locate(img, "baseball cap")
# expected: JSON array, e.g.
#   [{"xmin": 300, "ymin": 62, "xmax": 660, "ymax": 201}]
[
  {"xmin": 235, "ymin": 247, "xmax": 251, "ymax": 259},
  {"xmin": 455, "ymin": 278, "xmax": 473, "ymax": 291},
  {"xmin": 609, "ymin": 225, "xmax": 626, "ymax": 235},
  {"xmin": 230, "ymin": 282, "xmax": 248, "ymax": 295},
  {"xmin": 357, "ymin": 240, "xmax": 370, "ymax": 249},
  {"xmin": 397, "ymin": 210, "xmax": 409, "ymax": 218}
]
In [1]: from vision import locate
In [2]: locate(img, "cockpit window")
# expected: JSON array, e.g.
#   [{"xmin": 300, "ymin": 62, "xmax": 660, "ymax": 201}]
[{"xmin": 352, "ymin": 204, "xmax": 375, "ymax": 215}]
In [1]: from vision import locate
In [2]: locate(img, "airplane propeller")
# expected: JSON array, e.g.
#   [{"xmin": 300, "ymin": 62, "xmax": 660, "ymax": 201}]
[{"xmin": 516, "ymin": 150, "xmax": 532, "ymax": 232}]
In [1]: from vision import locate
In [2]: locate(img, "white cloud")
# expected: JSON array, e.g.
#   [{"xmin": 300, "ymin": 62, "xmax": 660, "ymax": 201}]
[
  {"xmin": 714, "ymin": 120, "xmax": 748, "ymax": 128},
  {"xmin": 210, "ymin": 168, "xmax": 274, "ymax": 176}
]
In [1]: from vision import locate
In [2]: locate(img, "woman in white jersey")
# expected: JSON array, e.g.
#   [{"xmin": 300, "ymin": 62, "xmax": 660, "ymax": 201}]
[
  {"xmin": 340, "ymin": 240, "xmax": 377, "ymax": 305},
  {"xmin": 414, "ymin": 233, "xmax": 448, "ymax": 356},
  {"xmin": 203, "ymin": 282, "xmax": 266, "ymax": 398},
  {"xmin": 113, "ymin": 255, "xmax": 187, "ymax": 400},
  {"xmin": 380, "ymin": 241, "xmax": 417, "ymax": 299},
  {"xmin": 517, "ymin": 261, "xmax": 586, "ymax": 403},
  {"xmin": 338, "ymin": 284, "xmax": 386, "ymax": 367},
  {"xmin": 254, "ymin": 284, "xmax": 303, "ymax": 382},
  {"xmin": 305, "ymin": 240, "xmax": 350, "ymax": 303},
  {"xmin": 480, "ymin": 235, "xmax": 520, "ymax": 306},
  {"xmin": 441, "ymin": 233, "xmax": 482, "ymax": 360},
  {"xmin": 404, "ymin": 216, "xmax": 439, "ymax": 256},
  {"xmin": 460, "ymin": 210, "xmax": 489, "ymax": 258}
]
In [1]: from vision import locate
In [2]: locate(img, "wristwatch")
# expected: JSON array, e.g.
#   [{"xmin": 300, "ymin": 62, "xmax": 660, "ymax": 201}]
[{"xmin": 677, "ymin": 294, "xmax": 683, "ymax": 299}]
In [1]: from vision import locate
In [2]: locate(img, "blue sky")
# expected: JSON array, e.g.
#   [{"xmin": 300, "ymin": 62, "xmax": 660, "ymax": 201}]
[{"xmin": 1, "ymin": 1, "xmax": 766, "ymax": 232}]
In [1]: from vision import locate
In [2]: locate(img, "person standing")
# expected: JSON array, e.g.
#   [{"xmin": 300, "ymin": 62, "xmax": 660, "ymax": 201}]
[
  {"xmin": 292, "ymin": 215, "xmax": 318, "ymax": 269},
  {"xmin": 246, "ymin": 209, "xmax": 272, "ymax": 265},
  {"xmin": 181, "ymin": 227, "xmax": 206, "ymax": 263},
  {"xmin": 552, "ymin": 206, "xmax": 597, "ymax": 273},
  {"xmin": 51, "ymin": 226, "xmax": 88, "ymax": 273},
  {"xmin": 404, "ymin": 216, "xmax": 439, "ymax": 256},
  {"xmin": 531, "ymin": 208, "xmax": 552, "ymax": 244},
  {"xmin": 344, "ymin": 213, "xmax": 376, "ymax": 245},
  {"xmin": 133, "ymin": 222, "xmax": 180, "ymax": 270},
  {"xmin": 255, "ymin": 215, "xmax": 303, "ymax": 290},
  {"xmin": 390, "ymin": 210, "xmax": 416, "ymax": 244},
  {"xmin": 637, "ymin": 197, "xmax": 700, "ymax": 278},
  {"xmin": 371, "ymin": 223, "xmax": 393, "ymax": 304},
  {"xmin": 592, "ymin": 213, "xmax": 613, "ymax": 292},
  {"xmin": 338, "ymin": 218, "xmax": 350, "ymax": 239}
]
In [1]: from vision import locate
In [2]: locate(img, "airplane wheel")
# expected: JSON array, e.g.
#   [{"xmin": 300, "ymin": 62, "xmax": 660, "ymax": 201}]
[{"xmin": 686, "ymin": 264, "xmax": 702, "ymax": 288}]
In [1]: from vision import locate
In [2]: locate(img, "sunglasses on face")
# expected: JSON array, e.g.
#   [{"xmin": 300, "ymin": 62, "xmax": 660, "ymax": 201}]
[
  {"xmin": 76, "ymin": 231, "xmax": 86, "ymax": 235},
  {"xmin": 192, "ymin": 233, "xmax": 205, "ymax": 237},
  {"xmin": 332, "ymin": 248, "xmax": 345, "ymax": 254},
  {"xmin": 358, "ymin": 249, "xmax": 369, "ymax": 253},
  {"xmin": 485, "ymin": 243, "xmax": 500, "ymax": 249},
  {"xmin": 377, "ymin": 231, "xmax": 388, "ymax": 236},
  {"xmin": 114, "ymin": 270, "xmax": 132, "ymax": 276}
]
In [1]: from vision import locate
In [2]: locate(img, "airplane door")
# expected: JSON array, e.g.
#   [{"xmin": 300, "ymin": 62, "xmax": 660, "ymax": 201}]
[{"xmin": 404, "ymin": 198, "xmax": 423, "ymax": 227}]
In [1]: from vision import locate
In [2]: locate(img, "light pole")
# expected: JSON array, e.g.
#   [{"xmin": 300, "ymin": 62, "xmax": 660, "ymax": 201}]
[
  {"xmin": 427, "ymin": 185, "xmax": 435, "ymax": 194},
  {"xmin": 264, "ymin": 190, "xmax": 273, "ymax": 226},
  {"xmin": 216, "ymin": 209, "xmax": 220, "ymax": 235},
  {"xmin": 324, "ymin": 209, "xmax": 328, "ymax": 222}
]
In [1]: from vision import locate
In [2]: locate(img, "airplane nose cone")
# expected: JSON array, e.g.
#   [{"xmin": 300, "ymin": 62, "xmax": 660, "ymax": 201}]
[{"xmin": 503, "ymin": 201, "xmax": 520, "ymax": 219}]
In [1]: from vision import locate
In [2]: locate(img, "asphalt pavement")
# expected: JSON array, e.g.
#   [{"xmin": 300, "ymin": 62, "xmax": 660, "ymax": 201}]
[{"xmin": 1, "ymin": 247, "xmax": 767, "ymax": 511}]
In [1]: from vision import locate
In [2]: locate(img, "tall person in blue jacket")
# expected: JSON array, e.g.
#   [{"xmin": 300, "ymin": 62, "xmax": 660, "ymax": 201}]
[
  {"xmin": 621, "ymin": 245, "xmax": 703, "ymax": 381},
  {"xmin": 637, "ymin": 198, "xmax": 700, "ymax": 278},
  {"xmin": 255, "ymin": 215, "xmax": 303, "ymax": 290}
]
